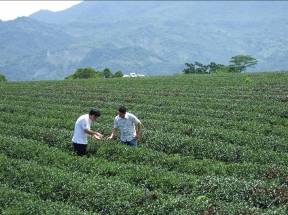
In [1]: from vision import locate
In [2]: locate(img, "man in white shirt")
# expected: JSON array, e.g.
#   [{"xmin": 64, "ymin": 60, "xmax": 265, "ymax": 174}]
[
  {"xmin": 108, "ymin": 106, "xmax": 142, "ymax": 147},
  {"xmin": 72, "ymin": 108, "xmax": 103, "ymax": 156}
]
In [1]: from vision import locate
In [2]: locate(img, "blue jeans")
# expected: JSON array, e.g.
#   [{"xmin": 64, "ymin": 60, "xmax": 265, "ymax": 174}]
[{"xmin": 121, "ymin": 138, "xmax": 138, "ymax": 147}]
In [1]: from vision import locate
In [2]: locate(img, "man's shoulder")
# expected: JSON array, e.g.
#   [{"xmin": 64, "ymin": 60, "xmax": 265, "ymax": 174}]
[
  {"xmin": 77, "ymin": 114, "xmax": 89, "ymax": 122},
  {"xmin": 127, "ymin": 112, "xmax": 136, "ymax": 118},
  {"xmin": 127, "ymin": 112, "xmax": 139, "ymax": 121},
  {"xmin": 79, "ymin": 114, "xmax": 88, "ymax": 119}
]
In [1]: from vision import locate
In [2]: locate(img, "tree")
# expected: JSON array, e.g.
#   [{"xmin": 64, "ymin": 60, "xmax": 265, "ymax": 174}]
[
  {"xmin": 183, "ymin": 62, "xmax": 209, "ymax": 74},
  {"xmin": 194, "ymin": 61, "xmax": 208, "ymax": 74},
  {"xmin": 183, "ymin": 63, "xmax": 196, "ymax": 74},
  {"xmin": 103, "ymin": 68, "xmax": 113, "ymax": 78},
  {"xmin": 65, "ymin": 67, "xmax": 102, "ymax": 80},
  {"xmin": 113, "ymin": 70, "xmax": 124, "ymax": 78},
  {"xmin": 0, "ymin": 73, "xmax": 7, "ymax": 82},
  {"xmin": 229, "ymin": 55, "xmax": 257, "ymax": 73},
  {"xmin": 183, "ymin": 62, "xmax": 224, "ymax": 74},
  {"xmin": 208, "ymin": 62, "xmax": 229, "ymax": 74}
]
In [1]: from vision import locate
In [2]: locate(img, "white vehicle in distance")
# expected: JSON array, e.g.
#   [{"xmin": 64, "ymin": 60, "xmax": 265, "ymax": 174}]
[{"xmin": 123, "ymin": 73, "xmax": 145, "ymax": 78}]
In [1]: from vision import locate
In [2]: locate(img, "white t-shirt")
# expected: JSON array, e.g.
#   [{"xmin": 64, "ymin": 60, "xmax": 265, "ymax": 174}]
[
  {"xmin": 114, "ymin": 112, "xmax": 141, "ymax": 142},
  {"xmin": 72, "ymin": 114, "xmax": 92, "ymax": 144}
]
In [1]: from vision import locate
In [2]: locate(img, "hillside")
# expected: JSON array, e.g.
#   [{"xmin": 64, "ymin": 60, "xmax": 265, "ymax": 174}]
[
  {"xmin": 0, "ymin": 17, "xmax": 74, "ymax": 80},
  {"xmin": 0, "ymin": 73, "xmax": 287, "ymax": 213},
  {"xmin": 1, "ymin": 1, "xmax": 288, "ymax": 80}
]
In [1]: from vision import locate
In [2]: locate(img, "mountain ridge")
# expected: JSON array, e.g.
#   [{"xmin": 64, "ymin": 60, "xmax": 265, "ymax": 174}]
[{"xmin": 1, "ymin": 1, "xmax": 288, "ymax": 80}]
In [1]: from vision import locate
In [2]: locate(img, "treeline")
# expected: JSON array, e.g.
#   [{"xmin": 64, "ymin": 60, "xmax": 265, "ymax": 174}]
[
  {"xmin": 0, "ymin": 54, "xmax": 259, "ymax": 81},
  {"xmin": 65, "ymin": 67, "xmax": 123, "ymax": 80},
  {"xmin": 183, "ymin": 55, "xmax": 257, "ymax": 74},
  {"xmin": 0, "ymin": 73, "xmax": 7, "ymax": 82}
]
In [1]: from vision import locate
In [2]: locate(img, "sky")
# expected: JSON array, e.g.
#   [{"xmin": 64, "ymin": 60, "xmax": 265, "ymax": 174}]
[{"xmin": 0, "ymin": 1, "xmax": 82, "ymax": 21}]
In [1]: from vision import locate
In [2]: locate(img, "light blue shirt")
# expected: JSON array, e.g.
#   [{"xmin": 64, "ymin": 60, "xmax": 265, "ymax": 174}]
[{"xmin": 114, "ymin": 112, "xmax": 141, "ymax": 142}]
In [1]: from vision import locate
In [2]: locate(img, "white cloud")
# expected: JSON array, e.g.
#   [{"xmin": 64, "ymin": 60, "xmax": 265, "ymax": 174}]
[{"xmin": 0, "ymin": 1, "xmax": 82, "ymax": 21}]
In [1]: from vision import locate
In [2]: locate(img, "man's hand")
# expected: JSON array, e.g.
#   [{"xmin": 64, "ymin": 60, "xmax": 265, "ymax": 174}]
[
  {"xmin": 95, "ymin": 132, "xmax": 103, "ymax": 137},
  {"xmin": 93, "ymin": 132, "xmax": 103, "ymax": 140},
  {"xmin": 107, "ymin": 129, "xmax": 117, "ymax": 140},
  {"xmin": 107, "ymin": 135, "xmax": 114, "ymax": 140}
]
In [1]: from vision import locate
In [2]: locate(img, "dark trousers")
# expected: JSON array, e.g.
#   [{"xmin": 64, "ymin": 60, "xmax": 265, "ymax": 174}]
[{"xmin": 73, "ymin": 143, "xmax": 87, "ymax": 156}]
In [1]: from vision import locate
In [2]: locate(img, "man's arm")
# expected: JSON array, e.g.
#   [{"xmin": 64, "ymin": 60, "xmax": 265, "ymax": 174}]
[
  {"xmin": 135, "ymin": 122, "xmax": 143, "ymax": 140},
  {"xmin": 108, "ymin": 118, "xmax": 119, "ymax": 140},
  {"xmin": 84, "ymin": 129, "xmax": 103, "ymax": 140},
  {"xmin": 108, "ymin": 128, "xmax": 118, "ymax": 140},
  {"xmin": 130, "ymin": 113, "xmax": 142, "ymax": 140}
]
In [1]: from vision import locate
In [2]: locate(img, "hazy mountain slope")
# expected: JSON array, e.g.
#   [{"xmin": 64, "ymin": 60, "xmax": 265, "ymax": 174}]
[
  {"xmin": 1, "ymin": 1, "xmax": 288, "ymax": 80},
  {"xmin": 0, "ymin": 17, "xmax": 74, "ymax": 80}
]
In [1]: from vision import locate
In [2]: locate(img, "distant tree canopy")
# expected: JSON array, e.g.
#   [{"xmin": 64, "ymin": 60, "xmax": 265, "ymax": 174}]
[
  {"xmin": 183, "ymin": 55, "xmax": 257, "ymax": 75},
  {"xmin": 183, "ymin": 62, "xmax": 227, "ymax": 74},
  {"xmin": 103, "ymin": 68, "xmax": 113, "ymax": 78},
  {"xmin": 229, "ymin": 55, "xmax": 258, "ymax": 73},
  {"xmin": 65, "ymin": 67, "xmax": 124, "ymax": 80},
  {"xmin": 113, "ymin": 70, "xmax": 124, "ymax": 78},
  {"xmin": 65, "ymin": 67, "xmax": 102, "ymax": 80},
  {"xmin": 0, "ymin": 73, "xmax": 7, "ymax": 82}
]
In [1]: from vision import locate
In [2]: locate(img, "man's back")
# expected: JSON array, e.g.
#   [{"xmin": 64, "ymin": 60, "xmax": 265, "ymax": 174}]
[{"xmin": 72, "ymin": 114, "xmax": 91, "ymax": 144}]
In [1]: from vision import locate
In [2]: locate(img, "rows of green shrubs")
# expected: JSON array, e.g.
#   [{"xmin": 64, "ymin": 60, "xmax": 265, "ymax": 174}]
[
  {"xmin": 0, "ymin": 185, "xmax": 95, "ymax": 215},
  {"xmin": 0, "ymin": 72, "xmax": 287, "ymax": 214},
  {"xmin": 1, "ymin": 139, "xmax": 288, "ymax": 213}
]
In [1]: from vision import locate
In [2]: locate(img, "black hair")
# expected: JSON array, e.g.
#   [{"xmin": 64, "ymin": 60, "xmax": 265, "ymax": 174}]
[
  {"xmin": 118, "ymin": 106, "xmax": 127, "ymax": 114},
  {"xmin": 89, "ymin": 108, "xmax": 101, "ymax": 117}
]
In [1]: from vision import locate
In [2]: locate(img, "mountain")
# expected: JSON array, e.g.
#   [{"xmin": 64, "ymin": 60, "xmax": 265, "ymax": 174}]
[
  {"xmin": 1, "ymin": 1, "xmax": 288, "ymax": 80},
  {"xmin": 0, "ymin": 17, "xmax": 74, "ymax": 80}
]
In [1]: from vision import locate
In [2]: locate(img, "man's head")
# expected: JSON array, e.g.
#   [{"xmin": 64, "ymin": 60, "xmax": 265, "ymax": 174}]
[
  {"xmin": 89, "ymin": 108, "xmax": 101, "ymax": 121},
  {"xmin": 118, "ymin": 106, "xmax": 127, "ymax": 118}
]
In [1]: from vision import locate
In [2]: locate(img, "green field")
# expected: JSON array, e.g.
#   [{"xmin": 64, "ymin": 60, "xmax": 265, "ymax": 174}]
[{"xmin": 0, "ymin": 72, "xmax": 287, "ymax": 214}]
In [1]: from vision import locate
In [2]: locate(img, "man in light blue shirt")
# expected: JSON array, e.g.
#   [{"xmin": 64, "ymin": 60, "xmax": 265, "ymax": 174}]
[{"xmin": 108, "ymin": 106, "xmax": 142, "ymax": 147}]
